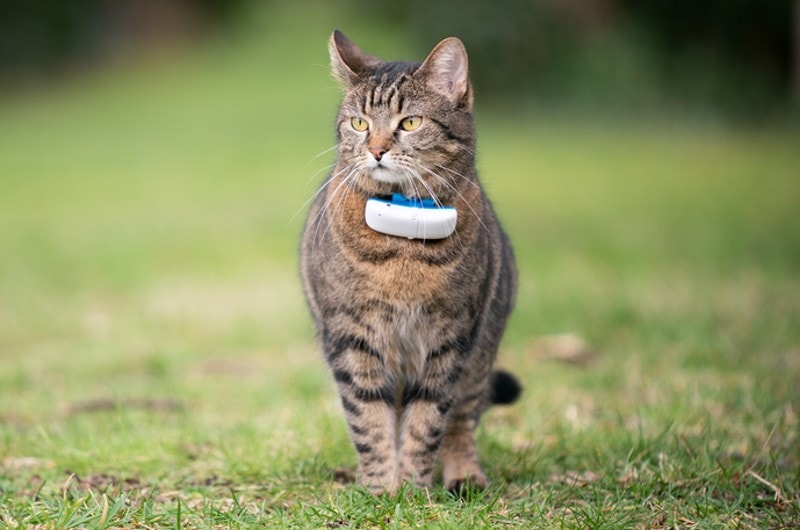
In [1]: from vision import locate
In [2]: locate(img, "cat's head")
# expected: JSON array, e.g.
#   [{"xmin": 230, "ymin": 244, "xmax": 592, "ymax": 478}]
[{"xmin": 329, "ymin": 30, "xmax": 476, "ymax": 202}]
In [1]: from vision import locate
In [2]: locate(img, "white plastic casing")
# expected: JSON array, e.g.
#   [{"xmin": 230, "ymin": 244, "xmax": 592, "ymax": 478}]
[{"xmin": 365, "ymin": 198, "xmax": 457, "ymax": 240}]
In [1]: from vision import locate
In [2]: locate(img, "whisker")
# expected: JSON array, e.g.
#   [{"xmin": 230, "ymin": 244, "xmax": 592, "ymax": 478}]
[
  {"xmin": 314, "ymin": 164, "xmax": 362, "ymax": 247},
  {"xmin": 434, "ymin": 163, "xmax": 481, "ymax": 190},
  {"xmin": 308, "ymin": 144, "xmax": 339, "ymax": 164},
  {"xmin": 454, "ymin": 143, "xmax": 475, "ymax": 156},
  {"xmin": 418, "ymin": 163, "xmax": 490, "ymax": 235},
  {"xmin": 405, "ymin": 167, "xmax": 442, "ymax": 207},
  {"xmin": 313, "ymin": 169, "xmax": 353, "ymax": 231},
  {"xmin": 404, "ymin": 167, "xmax": 449, "ymax": 244},
  {"xmin": 303, "ymin": 145, "xmax": 342, "ymax": 189},
  {"xmin": 407, "ymin": 165, "xmax": 472, "ymax": 248},
  {"xmin": 312, "ymin": 164, "xmax": 358, "ymax": 223},
  {"xmin": 289, "ymin": 163, "xmax": 351, "ymax": 226},
  {"xmin": 308, "ymin": 166, "xmax": 353, "ymax": 240}
]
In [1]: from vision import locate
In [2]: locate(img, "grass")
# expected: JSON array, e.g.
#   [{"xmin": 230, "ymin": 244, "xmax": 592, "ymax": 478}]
[{"xmin": 1, "ymin": 3, "xmax": 799, "ymax": 528}]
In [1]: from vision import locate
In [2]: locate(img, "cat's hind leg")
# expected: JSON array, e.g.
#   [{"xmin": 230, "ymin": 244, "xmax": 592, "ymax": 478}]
[
  {"xmin": 438, "ymin": 391, "xmax": 489, "ymax": 493},
  {"xmin": 397, "ymin": 396, "xmax": 449, "ymax": 489}
]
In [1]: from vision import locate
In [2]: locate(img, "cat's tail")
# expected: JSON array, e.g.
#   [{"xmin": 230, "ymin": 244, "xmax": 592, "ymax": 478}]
[{"xmin": 489, "ymin": 370, "xmax": 522, "ymax": 405}]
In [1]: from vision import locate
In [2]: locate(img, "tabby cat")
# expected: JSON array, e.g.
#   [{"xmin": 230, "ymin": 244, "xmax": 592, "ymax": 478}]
[{"xmin": 300, "ymin": 30, "xmax": 519, "ymax": 494}]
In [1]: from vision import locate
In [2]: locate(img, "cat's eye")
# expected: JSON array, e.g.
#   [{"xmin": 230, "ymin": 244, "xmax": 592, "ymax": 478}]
[
  {"xmin": 350, "ymin": 117, "xmax": 369, "ymax": 132},
  {"xmin": 399, "ymin": 116, "xmax": 422, "ymax": 132}
]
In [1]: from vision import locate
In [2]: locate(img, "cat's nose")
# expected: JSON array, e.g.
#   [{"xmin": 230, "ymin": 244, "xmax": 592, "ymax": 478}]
[{"xmin": 368, "ymin": 147, "xmax": 387, "ymax": 161}]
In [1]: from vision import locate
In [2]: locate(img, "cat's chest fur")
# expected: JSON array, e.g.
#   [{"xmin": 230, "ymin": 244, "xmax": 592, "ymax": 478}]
[
  {"xmin": 372, "ymin": 303, "xmax": 436, "ymax": 383},
  {"xmin": 328, "ymin": 177, "xmax": 482, "ymax": 301},
  {"xmin": 312, "ymin": 180, "xmax": 486, "ymax": 381}
]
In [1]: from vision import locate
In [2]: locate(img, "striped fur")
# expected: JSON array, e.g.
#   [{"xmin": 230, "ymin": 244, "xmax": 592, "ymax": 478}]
[{"xmin": 300, "ymin": 30, "xmax": 518, "ymax": 494}]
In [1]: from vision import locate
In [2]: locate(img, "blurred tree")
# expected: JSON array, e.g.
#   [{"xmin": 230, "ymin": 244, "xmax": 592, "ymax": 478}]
[
  {"xmin": 619, "ymin": 0, "xmax": 793, "ymax": 115},
  {"xmin": 0, "ymin": 0, "xmax": 243, "ymax": 80},
  {"xmin": 2, "ymin": 0, "xmax": 796, "ymax": 119},
  {"xmin": 0, "ymin": 0, "xmax": 95, "ymax": 72},
  {"xmin": 794, "ymin": 0, "xmax": 800, "ymax": 100},
  {"xmin": 349, "ymin": 0, "xmax": 797, "ymax": 119}
]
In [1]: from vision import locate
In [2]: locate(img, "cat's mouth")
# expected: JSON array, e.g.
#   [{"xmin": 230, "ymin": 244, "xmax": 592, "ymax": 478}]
[
  {"xmin": 366, "ymin": 154, "xmax": 405, "ymax": 185},
  {"xmin": 362, "ymin": 154, "xmax": 433, "ymax": 197}
]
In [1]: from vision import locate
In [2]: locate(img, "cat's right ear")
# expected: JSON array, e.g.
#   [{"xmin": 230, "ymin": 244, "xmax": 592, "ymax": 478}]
[{"xmin": 329, "ymin": 30, "xmax": 380, "ymax": 86}]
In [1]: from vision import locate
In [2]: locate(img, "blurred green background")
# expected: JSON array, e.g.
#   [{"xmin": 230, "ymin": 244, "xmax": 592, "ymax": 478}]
[
  {"xmin": 0, "ymin": 0, "xmax": 800, "ymax": 372},
  {"xmin": 1, "ymin": 0, "xmax": 799, "ymax": 394},
  {"xmin": 1, "ymin": 0, "xmax": 799, "ymax": 413},
  {"xmin": 1, "ymin": 1, "xmax": 799, "ymax": 525},
  {"xmin": 3, "ymin": 0, "xmax": 800, "ymax": 120}
]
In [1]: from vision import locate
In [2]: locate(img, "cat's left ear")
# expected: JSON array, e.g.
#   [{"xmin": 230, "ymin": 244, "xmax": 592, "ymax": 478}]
[
  {"xmin": 417, "ymin": 37, "xmax": 472, "ymax": 109},
  {"xmin": 329, "ymin": 30, "xmax": 380, "ymax": 86}
]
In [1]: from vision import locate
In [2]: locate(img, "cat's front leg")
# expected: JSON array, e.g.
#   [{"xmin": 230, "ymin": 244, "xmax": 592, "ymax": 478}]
[
  {"xmin": 397, "ymin": 395, "xmax": 450, "ymax": 489},
  {"xmin": 396, "ymin": 338, "xmax": 465, "ymax": 488},
  {"xmin": 325, "ymin": 332, "xmax": 399, "ymax": 494}
]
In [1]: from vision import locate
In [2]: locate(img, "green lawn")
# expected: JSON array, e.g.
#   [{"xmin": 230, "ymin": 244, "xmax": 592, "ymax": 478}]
[{"xmin": 1, "ymin": 4, "xmax": 799, "ymax": 528}]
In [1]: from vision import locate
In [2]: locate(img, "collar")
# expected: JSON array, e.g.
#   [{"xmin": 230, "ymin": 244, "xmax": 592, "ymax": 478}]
[{"xmin": 365, "ymin": 194, "xmax": 457, "ymax": 240}]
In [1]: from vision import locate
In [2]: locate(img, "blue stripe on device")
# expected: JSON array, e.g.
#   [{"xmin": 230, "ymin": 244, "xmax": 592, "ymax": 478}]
[{"xmin": 376, "ymin": 193, "xmax": 455, "ymax": 210}]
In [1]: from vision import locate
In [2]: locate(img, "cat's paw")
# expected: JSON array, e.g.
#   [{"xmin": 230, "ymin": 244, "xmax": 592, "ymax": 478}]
[
  {"xmin": 360, "ymin": 474, "xmax": 400, "ymax": 496},
  {"xmin": 444, "ymin": 471, "xmax": 487, "ymax": 496}
]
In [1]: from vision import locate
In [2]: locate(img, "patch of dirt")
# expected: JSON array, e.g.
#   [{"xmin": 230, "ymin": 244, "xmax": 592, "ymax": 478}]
[
  {"xmin": 527, "ymin": 333, "xmax": 596, "ymax": 366},
  {"xmin": 65, "ymin": 471, "xmax": 145, "ymax": 495},
  {"xmin": 63, "ymin": 398, "xmax": 184, "ymax": 416}
]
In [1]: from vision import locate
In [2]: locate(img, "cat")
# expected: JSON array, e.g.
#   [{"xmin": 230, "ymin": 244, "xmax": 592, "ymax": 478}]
[{"xmin": 300, "ymin": 30, "xmax": 520, "ymax": 494}]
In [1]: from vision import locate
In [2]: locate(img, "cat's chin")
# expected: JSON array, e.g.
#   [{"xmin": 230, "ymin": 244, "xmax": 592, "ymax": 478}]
[{"xmin": 369, "ymin": 167, "xmax": 405, "ymax": 185}]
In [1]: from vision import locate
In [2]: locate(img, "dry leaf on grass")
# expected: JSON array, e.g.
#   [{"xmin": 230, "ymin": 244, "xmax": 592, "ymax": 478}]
[
  {"xmin": 2, "ymin": 457, "xmax": 56, "ymax": 471},
  {"xmin": 548, "ymin": 470, "xmax": 601, "ymax": 487}
]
